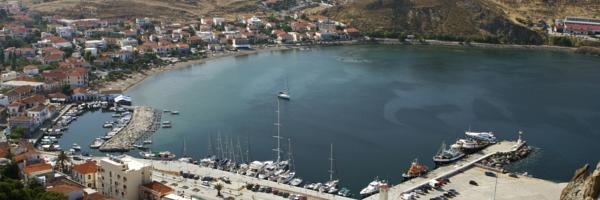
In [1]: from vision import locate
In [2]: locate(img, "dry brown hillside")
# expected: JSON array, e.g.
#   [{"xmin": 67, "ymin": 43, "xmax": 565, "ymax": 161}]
[
  {"xmin": 26, "ymin": 0, "xmax": 260, "ymax": 20},
  {"xmin": 324, "ymin": 0, "xmax": 600, "ymax": 44}
]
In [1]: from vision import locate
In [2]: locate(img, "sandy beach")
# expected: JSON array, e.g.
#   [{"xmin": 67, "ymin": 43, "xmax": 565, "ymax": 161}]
[{"xmin": 97, "ymin": 45, "xmax": 291, "ymax": 93}]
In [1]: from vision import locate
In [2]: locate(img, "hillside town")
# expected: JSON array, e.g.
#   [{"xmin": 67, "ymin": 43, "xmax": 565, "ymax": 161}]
[{"xmin": 1, "ymin": 0, "xmax": 600, "ymax": 200}]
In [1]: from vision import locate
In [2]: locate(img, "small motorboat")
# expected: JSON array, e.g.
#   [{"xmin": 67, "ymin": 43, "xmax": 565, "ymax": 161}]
[
  {"xmin": 277, "ymin": 90, "xmax": 290, "ymax": 100},
  {"xmin": 72, "ymin": 143, "xmax": 82, "ymax": 151},
  {"xmin": 171, "ymin": 111, "xmax": 180, "ymax": 115}
]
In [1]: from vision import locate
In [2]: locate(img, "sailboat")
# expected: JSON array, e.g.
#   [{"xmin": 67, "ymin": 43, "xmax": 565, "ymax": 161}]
[
  {"xmin": 178, "ymin": 139, "xmax": 193, "ymax": 163},
  {"xmin": 277, "ymin": 79, "xmax": 291, "ymax": 100},
  {"xmin": 279, "ymin": 138, "xmax": 297, "ymax": 184},
  {"xmin": 324, "ymin": 143, "xmax": 340, "ymax": 194}
]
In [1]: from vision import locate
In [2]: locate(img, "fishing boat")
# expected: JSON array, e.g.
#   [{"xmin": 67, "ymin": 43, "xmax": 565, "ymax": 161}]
[
  {"xmin": 452, "ymin": 138, "xmax": 490, "ymax": 153},
  {"xmin": 90, "ymin": 138, "xmax": 104, "ymax": 148},
  {"xmin": 111, "ymin": 113, "xmax": 121, "ymax": 118},
  {"xmin": 360, "ymin": 178, "xmax": 385, "ymax": 197},
  {"xmin": 465, "ymin": 131, "xmax": 497, "ymax": 143},
  {"xmin": 72, "ymin": 143, "xmax": 81, "ymax": 151},
  {"xmin": 433, "ymin": 142, "xmax": 466, "ymax": 164},
  {"xmin": 171, "ymin": 111, "xmax": 180, "ymax": 115},
  {"xmin": 143, "ymin": 139, "xmax": 152, "ymax": 144},
  {"xmin": 402, "ymin": 158, "xmax": 428, "ymax": 179}
]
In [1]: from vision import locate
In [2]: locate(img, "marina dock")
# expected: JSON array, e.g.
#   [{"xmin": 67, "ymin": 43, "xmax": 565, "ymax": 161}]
[{"xmin": 99, "ymin": 106, "xmax": 157, "ymax": 152}]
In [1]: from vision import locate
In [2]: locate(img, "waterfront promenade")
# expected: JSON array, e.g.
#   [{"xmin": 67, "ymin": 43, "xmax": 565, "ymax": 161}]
[
  {"xmin": 99, "ymin": 106, "xmax": 156, "ymax": 151},
  {"xmin": 137, "ymin": 158, "xmax": 354, "ymax": 200}
]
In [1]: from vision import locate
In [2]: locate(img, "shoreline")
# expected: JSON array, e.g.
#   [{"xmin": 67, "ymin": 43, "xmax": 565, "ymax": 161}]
[
  {"xmin": 97, "ymin": 45, "xmax": 292, "ymax": 93},
  {"xmin": 96, "ymin": 40, "xmax": 588, "ymax": 94}
]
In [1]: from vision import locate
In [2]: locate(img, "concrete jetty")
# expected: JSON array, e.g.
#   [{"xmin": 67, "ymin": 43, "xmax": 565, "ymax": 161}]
[
  {"xmin": 99, "ymin": 106, "xmax": 156, "ymax": 152},
  {"xmin": 365, "ymin": 140, "xmax": 558, "ymax": 200}
]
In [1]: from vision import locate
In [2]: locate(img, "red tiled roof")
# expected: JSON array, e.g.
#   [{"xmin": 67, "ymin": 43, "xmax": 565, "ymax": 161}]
[
  {"xmin": 23, "ymin": 162, "xmax": 52, "ymax": 174},
  {"xmin": 85, "ymin": 193, "xmax": 115, "ymax": 200},
  {"xmin": 142, "ymin": 181, "xmax": 173, "ymax": 195},
  {"xmin": 14, "ymin": 85, "xmax": 33, "ymax": 94},
  {"xmin": 47, "ymin": 184, "xmax": 83, "ymax": 194},
  {"xmin": 72, "ymin": 161, "xmax": 97, "ymax": 174}
]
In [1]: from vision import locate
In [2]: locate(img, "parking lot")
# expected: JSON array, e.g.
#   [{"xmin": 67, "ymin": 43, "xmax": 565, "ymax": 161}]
[{"xmin": 407, "ymin": 167, "xmax": 566, "ymax": 200}]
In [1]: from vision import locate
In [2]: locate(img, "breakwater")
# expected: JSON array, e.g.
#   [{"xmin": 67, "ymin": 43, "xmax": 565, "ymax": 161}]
[{"xmin": 99, "ymin": 106, "xmax": 158, "ymax": 152}]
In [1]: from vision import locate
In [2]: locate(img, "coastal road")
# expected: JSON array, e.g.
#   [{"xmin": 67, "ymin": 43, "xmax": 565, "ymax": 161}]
[{"xmin": 138, "ymin": 158, "xmax": 354, "ymax": 200}]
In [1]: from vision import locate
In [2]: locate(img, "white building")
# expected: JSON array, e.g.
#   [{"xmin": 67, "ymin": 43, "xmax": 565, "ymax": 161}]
[
  {"xmin": 0, "ymin": 94, "xmax": 9, "ymax": 106},
  {"xmin": 55, "ymin": 26, "xmax": 74, "ymax": 38},
  {"xmin": 213, "ymin": 17, "xmax": 225, "ymax": 25},
  {"xmin": 84, "ymin": 48, "xmax": 98, "ymax": 57},
  {"xmin": 118, "ymin": 38, "xmax": 138, "ymax": 47},
  {"xmin": 85, "ymin": 39, "xmax": 108, "ymax": 49},
  {"xmin": 98, "ymin": 155, "xmax": 151, "ymax": 200},
  {"xmin": 1, "ymin": 71, "xmax": 17, "ymax": 82}
]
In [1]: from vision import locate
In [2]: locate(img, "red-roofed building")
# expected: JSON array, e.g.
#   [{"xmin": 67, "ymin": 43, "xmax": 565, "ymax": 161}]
[
  {"xmin": 47, "ymin": 184, "xmax": 84, "ymax": 200},
  {"xmin": 22, "ymin": 162, "xmax": 53, "ymax": 182},
  {"xmin": 72, "ymin": 161, "xmax": 98, "ymax": 188},
  {"xmin": 139, "ymin": 181, "xmax": 174, "ymax": 200}
]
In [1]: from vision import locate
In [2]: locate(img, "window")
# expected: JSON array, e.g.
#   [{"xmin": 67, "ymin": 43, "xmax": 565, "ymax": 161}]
[
  {"xmin": 117, "ymin": 175, "xmax": 120, "ymax": 179},
  {"xmin": 123, "ymin": 177, "xmax": 127, "ymax": 182},
  {"xmin": 123, "ymin": 185, "xmax": 126, "ymax": 189},
  {"xmin": 87, "ymin": 183, "xmax": 92, "ymax": 187},
  {"xmin": 121, "ymin": 192, "xmax": 124, "ymax": 197},
  {"xmin": 88, "ymin": 175, "xmax": 91, "ymax": 179}
]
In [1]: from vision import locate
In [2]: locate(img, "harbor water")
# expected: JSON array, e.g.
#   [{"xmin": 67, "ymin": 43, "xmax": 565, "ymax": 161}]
[{"xmin": 66, "ymin": 45, "xmax": 600, "ymax": 192}]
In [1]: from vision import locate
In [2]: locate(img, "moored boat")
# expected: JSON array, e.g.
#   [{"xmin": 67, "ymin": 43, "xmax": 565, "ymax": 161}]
[
  {"xmin": 277, "ymin": 90, "xmax": 290, "ymax": 100},
  {"xmin": 433, "ymin": 142, "xmax": 466, "ymax": 164},
  {"xmin": 452, "ymin": 138, "xmax": 490, "ymax": 153},
  {"xmin": 360, "ymin": 178, "xmax": 386, "ymax": 197},
  {"xmin": 402, "ymin": 158, "xmax": 428, "ymax": 179},
  {"xmin": 90, "ymin": 138, "xmax": 104, "ymax": 148},
  {"xmin": 465, "ymin": 131, "xmax": 496, "ymax": 143}
]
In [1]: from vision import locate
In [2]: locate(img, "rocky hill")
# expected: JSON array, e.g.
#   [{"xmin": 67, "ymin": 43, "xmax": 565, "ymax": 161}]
[
  {"xmin": 561, "ymin": 162, "xmax": 600, "ymax": 200},
  {"xmin": 324, "ymin": 0, "xmax": 600, "ymax": 44},
  {"xmin": 27, "ymin": 0, "xmax": 259, "ymax": 20}
]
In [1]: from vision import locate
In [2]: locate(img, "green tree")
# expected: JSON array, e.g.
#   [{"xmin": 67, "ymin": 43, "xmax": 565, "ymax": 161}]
[
  {"xmin": 61, "ymin": 85, "xmax": 73, "ymax": 96},
  {"xmin": 10, "ymin": 127, "xmax": 26, "ymax": 140},
  {"xmin": 56, "ymin": 151, "xmax": 70, "ymax": 173},
  {"xmin": 1, "ymin": 149, "xmax": 19, "ymax": 179},
  {"xmin": 214, "ymin": 183, "xmax": 223, "ymax": 197}
]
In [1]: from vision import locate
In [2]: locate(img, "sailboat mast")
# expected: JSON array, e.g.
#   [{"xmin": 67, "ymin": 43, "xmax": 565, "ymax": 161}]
[
  {"xmin": 182, "ymin": 139, "xmax": 187, "ymax": 157},
  {"xmin": 273, "ymin": 98, "xmax": 282, "ymax": 163},
  {"xmin": 329, "ymin": 143, "xmax": 334, "ymax": 181},
  {"xmin": 288, "ymin": 138, "xmax": 293, "ymax": 170}
]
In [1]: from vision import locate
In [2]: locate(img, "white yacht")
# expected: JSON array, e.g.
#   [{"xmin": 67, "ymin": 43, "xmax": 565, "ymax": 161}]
[
  {"xmin": 360, "ymin": 178, "xmax": 385, "ymax": 197},
  {"xmin": 277, "ymin": 90, "xmax": 290, "ymax": 99},
  {"xmin": 90, "ymin": 138, "xmax": 104, "ymax": 148},
  {"xmin": 465, "ymin": 131, "xmax": 497, "ymax": 143},
  {"xmin": 289, "ymin": 178, "xmax": 303, "ymax": 186},
  {"xmin": 72, "ymin": 143, "xmax": 81, "ymax": 151}
]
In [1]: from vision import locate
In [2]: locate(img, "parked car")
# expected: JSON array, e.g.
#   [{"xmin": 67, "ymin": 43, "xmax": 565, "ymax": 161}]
[
  {"xmin": 469, "ymin": 180, "xmax": 478, "ymax": 186},
  {"xmin": 485, "ymin": 171, "xmax": 497, "ymax": 177}
]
